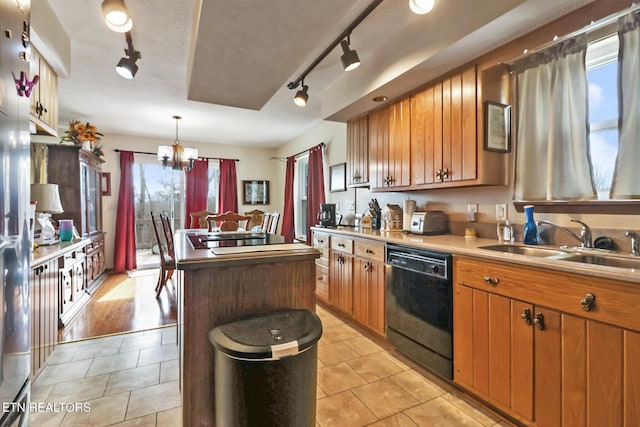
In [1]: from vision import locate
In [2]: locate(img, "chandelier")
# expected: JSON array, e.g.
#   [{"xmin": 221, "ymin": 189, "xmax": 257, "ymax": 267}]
[{"xmin": 157, "ymin": 115, "xmax": 198, "ymax": 171}]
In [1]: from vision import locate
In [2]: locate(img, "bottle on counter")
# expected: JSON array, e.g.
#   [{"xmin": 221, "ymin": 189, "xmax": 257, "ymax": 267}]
[
  {"xmin": 523, "ymin": 205, "xmax": 538, "ymax": 245},
  {"xmin": 503, "ymin": 220, "xmax": 514, "ymax": 242}
]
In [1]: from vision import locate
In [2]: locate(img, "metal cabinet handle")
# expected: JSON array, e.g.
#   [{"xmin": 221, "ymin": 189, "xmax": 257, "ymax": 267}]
[
  {"xmin": 317, "ymin": 239, "xmax": 324, "ymax": 244},
  {"xmin": 435, "ymin": 169, "xmax": 443, "ymax": 181},
  {"xmin": 482, "ymin": 276, "xmax": 499, "ymax": 285},
  {"xmin": 580, "ymin": 293, "xmax": 596, "ymax": 312},
  {"xmin": 365, "ymin": 248, "xmax": 374, "ymax": 254},
  {"xmin": 442, "ymin": 168, "xmax": 449, "ymax": 179},
  {"xmin": 533, "ymin": 313, "xmax": 545, "ymax": 330},
  {"xmin": 521, "ymin": 308, "xmax": 532, "ymax": 325},
  {"xmin": 338, "ymin": 243, "xmax": 345, "ymax": 247},
  {"xmin": 363, "ymin": 262, "xmax": 370, "ymax": 271}
]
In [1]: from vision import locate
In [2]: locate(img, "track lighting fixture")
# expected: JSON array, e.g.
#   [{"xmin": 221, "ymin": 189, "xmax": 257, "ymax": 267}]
[
  {"xmin": 115, "ymin": 31, "xmax": 141, "ymax": 79},
  {"xmin": 287, "ymin": 0, "xmax": 383, "ymax": 106},
  {"xmin": 340, "ymin": 36, "xmax": 360, "ymax": 71},
  {"xmin": 409, "ymin": 0, "xmax": 435, "ymax": 15},
  {"xmin": 101, "ymin": 0, "xmax": 133, "ymax": 33},
  {"xmin": 294, "ymin": 82, "xmax": 309, "ymax": 107}
]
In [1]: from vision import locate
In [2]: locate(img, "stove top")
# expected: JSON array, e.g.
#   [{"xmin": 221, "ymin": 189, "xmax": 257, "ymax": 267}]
[{"xmin": 187, "ymin": 232, "xmax": 286, "ymax": 249}]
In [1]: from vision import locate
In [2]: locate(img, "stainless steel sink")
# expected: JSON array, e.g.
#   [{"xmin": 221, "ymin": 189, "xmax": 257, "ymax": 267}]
[
  {"xmin": 559, "ymin": 253, "xmax": 640, "ymax": 269},
  {"xmin": 479, "ymin": 244, "xmax": 570, "ymax": 258}
]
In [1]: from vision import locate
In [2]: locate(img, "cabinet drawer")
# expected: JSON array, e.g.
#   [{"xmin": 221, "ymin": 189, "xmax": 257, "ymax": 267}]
[
  {"xmin": 354, "ymin": 240, "xmax": 385, "ymax": 263},
  {"xmin": 312, "ymin": 232, "xmax": 330, "ymax": 249},
  {"xmin": 455, "ymin": 256, "xmax": 640, "ymax": 332},
  {"xmin": 315, "ymin": 248, "xmax": 329, "ymax": 266},
  {"xmin": 331, "ymin": 236, "xmax": 354, "ymax": 254},
  {"xmin": 316, "ymin": 264, "xmax": 329, "ymax": 302}
]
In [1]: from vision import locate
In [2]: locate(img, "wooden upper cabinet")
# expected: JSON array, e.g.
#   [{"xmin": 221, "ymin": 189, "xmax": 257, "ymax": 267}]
[
  {"xmin": 30, "ymin": 46, "xmax": 58, "ymax": 136},
  {"xmin": 411, "ymin": 65, "xmax": 477, "ymax": 186},
  {"xmin": 346, "ymin": 115, "xmax": 369, "ymax": 187},
  {"xmin": 370, "ymin": 99, "xmax": 410, "ymax": 189}
]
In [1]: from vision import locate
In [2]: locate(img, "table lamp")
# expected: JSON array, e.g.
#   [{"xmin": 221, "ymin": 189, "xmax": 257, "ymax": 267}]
[{"xmin": 31, "ymin": 183, "xmax": 64, "ymax": 245}]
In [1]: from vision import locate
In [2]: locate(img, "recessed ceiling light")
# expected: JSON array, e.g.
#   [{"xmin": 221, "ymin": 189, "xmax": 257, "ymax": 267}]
[{"xmin": 372, "ymin": 96, "xmax": 388, "ymax": 103}]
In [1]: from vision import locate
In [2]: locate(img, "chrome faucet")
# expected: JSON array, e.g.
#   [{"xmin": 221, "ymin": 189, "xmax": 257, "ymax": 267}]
[
  {"xmin": 625, "ymin": 231, "xmax": 640, "ymax": 256},
  {"xmin": 536, "ymin": 219, "xmax": 593, "ymax": 248}
]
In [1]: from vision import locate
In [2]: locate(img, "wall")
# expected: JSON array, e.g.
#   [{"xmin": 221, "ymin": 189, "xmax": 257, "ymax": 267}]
[{"xmin": 34, "ymin": 133, "xmax": 279, "ymax": 270}]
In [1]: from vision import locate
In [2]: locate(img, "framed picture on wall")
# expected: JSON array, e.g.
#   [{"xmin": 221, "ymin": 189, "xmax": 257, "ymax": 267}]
[
  {"xmin": 329, "ymin": 163, "xmax": 346, "ymax": 192},
  {"xmin": 484, "ymin": 101, "xmax": 511, "ymax": 153},
  {"xmin": 101, "ymin": 172, "xmax": 111, "ymax": 196},
  {"xmin": 243, "ymin": 180, "xmax": 270, "ymax": 205}
]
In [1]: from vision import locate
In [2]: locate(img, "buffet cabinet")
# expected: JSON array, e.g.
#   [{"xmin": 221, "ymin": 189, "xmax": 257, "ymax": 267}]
[
  {"xmin": 453, "ymin": 256, "xmax": 640, "ymax": 427},
  {"xmin": 47, "ymin": 144, "xmax": 106, "ymax": 285}
]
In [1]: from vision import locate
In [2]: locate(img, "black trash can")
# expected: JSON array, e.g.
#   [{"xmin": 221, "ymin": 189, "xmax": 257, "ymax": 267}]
[{"xmin": 209, "ymin": 308, "xmax": 323, "ymax": 427}]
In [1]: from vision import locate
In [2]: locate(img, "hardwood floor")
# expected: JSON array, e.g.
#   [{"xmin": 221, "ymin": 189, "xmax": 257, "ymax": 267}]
[{"xmin": 58, "ymin": 269, "xmax": 177, "ymax": 342}]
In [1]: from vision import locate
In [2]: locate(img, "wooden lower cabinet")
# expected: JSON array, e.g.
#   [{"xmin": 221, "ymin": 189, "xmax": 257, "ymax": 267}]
[
  {"xmin": 352, "ymin": 257, "xmax": 385, "ymax": 335},
  {"xmin": 30, "ymin": 259, "xmax": 60, "ymax": 379},
  {"xmin": 312, "ymin": 231, "xmax": 330, "ymax": 303},
  {"xmin": 453, "ymin": 256, "xmax": 640, "ymax": 427},
  {"xmin": 329, "ymin": 250, "xmax": 353, "ymax": 314}
]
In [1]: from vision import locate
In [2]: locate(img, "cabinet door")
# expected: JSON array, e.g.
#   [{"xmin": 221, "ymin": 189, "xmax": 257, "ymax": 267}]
[
  {"xmin": 346, "ymin": 115, "xmax": 369, "ymax": 187},
  {"xmin": 329, "ymin": 251, "xmax": 353, "ymax": 314},
  {"xmin": 353, "ymin": 258, "xmax": 385, "ymax": 335},
  {"xmin": 410, "ymin": 83, "xmax": 442, "ymax": 185},
  {"xmin": 369, "ymin": 106, "xmax": 389, "ymax": 189},
  {"xmin": 388, "ymin": 98, "xmax": 411, "ymax": 188}
]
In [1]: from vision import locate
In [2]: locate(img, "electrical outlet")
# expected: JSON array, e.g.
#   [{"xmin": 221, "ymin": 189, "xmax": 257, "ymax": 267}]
[
  {"xmin": 496, "ymin": 203, "xmax": 507, "ymax": 221},
  {"xmin": 467, "ymin": 204, "xmax": 478, "ymax": 222}
]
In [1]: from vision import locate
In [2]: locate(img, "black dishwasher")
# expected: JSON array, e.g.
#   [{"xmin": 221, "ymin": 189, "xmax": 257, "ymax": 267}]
[{"xmin": 385, "ymin": 244, "xmax": 453, "ymax": 379}]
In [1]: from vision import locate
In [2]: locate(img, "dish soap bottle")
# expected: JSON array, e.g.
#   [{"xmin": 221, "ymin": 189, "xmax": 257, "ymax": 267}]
[
  {"xmin": 523, "ymin": 205, "xmax": 538, "ymax": 245},
  {"xmin": 503, "ymin": 220, "xmax": 514, "ymax": 242}
]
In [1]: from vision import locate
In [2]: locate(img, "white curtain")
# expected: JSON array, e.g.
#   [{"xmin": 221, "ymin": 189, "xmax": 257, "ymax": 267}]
[
  {"xmin": 514, "ymin": 35, "xmax": 596, "ymax": 201},
  {"xmin": 30, "ymin": 143, "xmax": 48, "ymax": 184},
  {"xmin": 610, "ymin": 13, "xmax": 640, "ymax": 199}
]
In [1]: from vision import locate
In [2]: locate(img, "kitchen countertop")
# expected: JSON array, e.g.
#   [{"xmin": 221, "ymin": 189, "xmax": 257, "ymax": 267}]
[
  {"xmin": 174, "ymin": 229, "xmax": 320, "ymax": 270},
  {"xmin": 311, "ymin": 226, "xmax": 640, "ymax": 284}
]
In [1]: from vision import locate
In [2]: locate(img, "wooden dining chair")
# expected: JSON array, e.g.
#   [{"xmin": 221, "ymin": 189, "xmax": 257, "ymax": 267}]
[
  {"xmin": 244, "ymin": 209, "xmax": 265, "ymax": 231},
  {"xmin": 260, "ymin": 213, "xmax": 272, "ymax": 232},
  {"xmin": 159, "ymin": 212, "xmax": 175, "ymax": 260},
  {"xmin": 188, "ymin": 210, "xmax": 216, "ymax": 229},
  {"xmin": 150, "ymin": 211, "xmax": 176, "ymax": 298},
  {"xmin": 267, "ymin": 212, "xmax": 280, "ymax": 234},
  {"xmin": 207, "ymin": 211, "xmax": 252, "ymax": 232}
]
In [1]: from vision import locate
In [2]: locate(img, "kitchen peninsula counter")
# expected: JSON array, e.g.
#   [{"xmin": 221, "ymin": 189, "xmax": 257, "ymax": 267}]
[{"xmin": 174, "ymin": 230, "xmax": 320, "ymax": 426}]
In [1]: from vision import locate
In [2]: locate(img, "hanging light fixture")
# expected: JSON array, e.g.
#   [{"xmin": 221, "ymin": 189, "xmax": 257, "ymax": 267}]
[
  {"xmin": 409, "ymin": 0, "xmax": 435, "ymax": 15},
  {"xmin": 157, "ymin": 116, "xmax": 199, "ymax": 171},
  {"xmin": 101, "ymin": 0, "xmax": 133, "ymax": 33},
  {"xmin": 115, "ymin": 31, "xmax": 141, "ymax": 79},
  {"xmin": 294, "ymin": 81, "xmax": 309, "ymax": 107},
  {"xmin": 340, "ymin": 35, "xmax": 360, "ymax": 71}
]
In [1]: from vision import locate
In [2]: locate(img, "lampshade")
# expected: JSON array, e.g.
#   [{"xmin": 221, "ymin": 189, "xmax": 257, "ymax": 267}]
[{"xmin": 31, "ymin": 183, "xmax": 64, "ymax": 214}]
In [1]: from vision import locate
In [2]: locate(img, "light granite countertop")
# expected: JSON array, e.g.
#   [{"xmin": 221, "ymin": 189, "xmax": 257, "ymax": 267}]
[{"xmin": 312, "ymin": 226, "xmax": 640, "ymax": 285}]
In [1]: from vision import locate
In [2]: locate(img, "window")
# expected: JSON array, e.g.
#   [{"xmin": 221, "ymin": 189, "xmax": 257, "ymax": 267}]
[
  {"xmin": 294, "ymin": 155, "xmax": 309, "ymax": 240},
  {"xmin": 586, "ymin": 34, "xmax": 619, "ymax": 199}
]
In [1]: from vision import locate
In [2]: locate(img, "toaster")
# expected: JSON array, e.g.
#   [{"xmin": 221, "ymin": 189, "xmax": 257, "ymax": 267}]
[{"xmin": 409, "ymin": 211, "xmax": 448, "ymax": 235}]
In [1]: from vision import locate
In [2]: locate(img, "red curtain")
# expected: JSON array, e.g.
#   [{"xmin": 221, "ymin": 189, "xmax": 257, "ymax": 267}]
[
  {"xmin": 113, "ymin": 151, "xmax": 137, "ymax": 273},
  {"xmin": 306, "ymin": 144, "xmax": 326, "ymax": 243},
  {"xmin": 185, "ymin": 158, "xmax": 209, "ymax": 220},
  {"xmin": 281, "ymin": 155, "xmax": 296, "ymax": 242},
  {"xmin": 218, "ymin": 159, "xmax": 238, "ymax": 213}
]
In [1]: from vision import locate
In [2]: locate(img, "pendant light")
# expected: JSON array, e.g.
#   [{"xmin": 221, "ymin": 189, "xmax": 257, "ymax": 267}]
[{"xmin": 157, "ymin": 116, "xmax": 199, "ymax": 171}]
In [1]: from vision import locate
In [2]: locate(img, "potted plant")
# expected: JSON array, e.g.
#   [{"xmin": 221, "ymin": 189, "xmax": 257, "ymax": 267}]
[{"xmin": 60, "ymin": 120, "xmax": 104, "ymax": 155}]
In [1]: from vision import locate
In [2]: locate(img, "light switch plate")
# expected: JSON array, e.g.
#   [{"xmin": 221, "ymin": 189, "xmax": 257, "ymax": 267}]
[
  {"xmin": 467, "ymin": 204, "xmax": 478, "ymax": 222},
  {"xmin": 496, "ymin": 203, "xmax": 507, "ymax": 220}
]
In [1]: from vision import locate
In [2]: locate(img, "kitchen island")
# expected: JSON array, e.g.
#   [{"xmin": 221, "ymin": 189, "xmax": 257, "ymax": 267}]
[{"xmin": 173, "ymin": 230, "xmax": 320, "ymax": 426}]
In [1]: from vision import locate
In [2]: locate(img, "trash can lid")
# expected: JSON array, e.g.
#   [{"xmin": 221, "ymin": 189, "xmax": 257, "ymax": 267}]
[{"xmin": 209, "ymin": 309, "xmax": 323, "ymax": 360}]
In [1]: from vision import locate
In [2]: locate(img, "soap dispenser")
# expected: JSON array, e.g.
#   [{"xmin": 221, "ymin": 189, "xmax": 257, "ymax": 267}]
[{"xmin": 523, "ymin": 205, "xmax": 538, "ymax": 245}]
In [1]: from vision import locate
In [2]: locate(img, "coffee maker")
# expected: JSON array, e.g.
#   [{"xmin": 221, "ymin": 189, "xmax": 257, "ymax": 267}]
[{"xmin": 318, "ymin": 203, "xmax": 336, "ymax": 227}]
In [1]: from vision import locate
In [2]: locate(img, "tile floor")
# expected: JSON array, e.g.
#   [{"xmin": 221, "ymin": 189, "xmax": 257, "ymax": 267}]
[{"xmin": 31, "ymin": 306, "xmax": 514, "ymax": 426}]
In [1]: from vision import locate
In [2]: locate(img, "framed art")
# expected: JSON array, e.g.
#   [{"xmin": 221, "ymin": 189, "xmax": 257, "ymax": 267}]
[
  {"xmin": 243, "ymin": 180, "xmax": 270, "ymax": 205},
  {"xmin": 101, "ymin": 172, "xmax": 111, "ymax": 196},
  {"xmin": 329, "ymin": 163, "xmax": 346, "ymax": 192},
  {"xmin": 484, "ymin": 101, "xmax": 511, "ymax": 153}
]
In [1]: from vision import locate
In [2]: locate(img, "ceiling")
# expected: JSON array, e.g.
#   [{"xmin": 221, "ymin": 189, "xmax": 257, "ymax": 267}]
[{"xmin": 41, "ymin": 0, "xmax": 595, "ymax": 148}]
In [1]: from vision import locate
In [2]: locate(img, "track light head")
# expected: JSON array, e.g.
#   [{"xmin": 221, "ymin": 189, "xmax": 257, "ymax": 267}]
[
  {"xmin": 409, "ymin": 0, "xmax": 434, "ymax": 15},
  {"xmin": 116, "ymin": 51, "xmax": 139, "ymax": 79},
  {"xmin": 102, "ymin": 0, "xmax": 133, "ymax": 32},
  {"xmin": 294, "ymin": 84, "xmax": 309, "ymax": 107},
  {"xmin": 340, "ymin": 39, "xmax": 361, "ymax": 71}
]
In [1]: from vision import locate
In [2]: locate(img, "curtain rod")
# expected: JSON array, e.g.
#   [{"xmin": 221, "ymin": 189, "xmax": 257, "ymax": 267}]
[
  {"xmin": 269, "ymin": 142, "xmax": 325, "ymax": 161},
  {"xmin": 507, "ymin": 2, "xmax": 640, "ymax": 66},
  {"xmin": 113, "ymin": 149, "xmax": 239, "ymax": 161}
]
